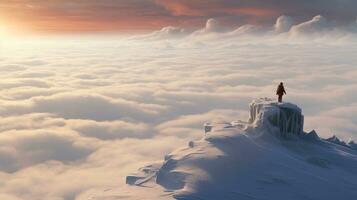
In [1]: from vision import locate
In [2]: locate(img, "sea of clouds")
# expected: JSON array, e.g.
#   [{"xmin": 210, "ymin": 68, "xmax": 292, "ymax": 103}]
[{"xmin": 0, "ymin": 15, "xmax": 357, "ymax": 199}]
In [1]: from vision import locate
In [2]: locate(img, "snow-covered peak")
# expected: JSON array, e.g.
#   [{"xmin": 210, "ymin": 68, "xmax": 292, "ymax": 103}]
[
  {"xmin": 204, "ymin": 98, "xmax": 304, "ymax": 139},
  {"xmin": 323, "ymin": 135, "xmax": 357, "ymax": 150},
  {"xmin": 123, "ymin": 99, "xmax": 357, "ymax": 200},
  {"xmin": 304, "ymin": 130, "xmax": 320, "ymax": 141},
  {"xmin": 326, "ymin": 135, "xmax": 346, "ymax": 144}
]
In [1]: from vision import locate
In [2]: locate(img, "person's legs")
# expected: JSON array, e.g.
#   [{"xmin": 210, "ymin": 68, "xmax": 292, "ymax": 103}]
[{"xmin": 278, "ymin": 95, "xmax": 282, "ymax": 102}]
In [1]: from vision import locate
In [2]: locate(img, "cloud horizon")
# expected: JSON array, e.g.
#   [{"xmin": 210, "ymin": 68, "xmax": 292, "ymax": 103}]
[{"xmin": 1, "ymin": 9, "xmax": 357, "ymax": 200}]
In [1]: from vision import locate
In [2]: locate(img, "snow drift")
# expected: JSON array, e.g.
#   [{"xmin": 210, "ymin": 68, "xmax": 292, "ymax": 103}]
[{"xmin": 126, "ymin": 98, "xmax": 357, "ymax": 200}]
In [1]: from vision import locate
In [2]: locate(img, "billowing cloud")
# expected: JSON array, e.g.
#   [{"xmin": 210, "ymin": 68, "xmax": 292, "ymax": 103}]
[
  {"xmin": 190, "ymin": 18, "xmax": 224, "ymax": 37},
  {"xmin": 289, "ymin": 15, "xmax": 329, "ymax": 36},
  {"xmin": 131, "ymin": 26, "xmax": 188, "ymax": 40},
  {"xmin": 133, "ymin": 15, "xmax": 357, "ymax": 42},
  {"xmin": 156, "ymin": 109, "xmax": 247, "ymax": 139},
  {"xmin": 275, "ymin": 15, "xmax": 294, "ymax": 33},
  {"xmin": 202, "ymin": 18, "xmax": 221, "ymax": 33},
  {"xmin": 0, "ymin": 129, "xmax": 96, "ymax": 172},
  {"xmin": 228, "ymin": 24, "xmax": 264, "ymax": 36},
  {"xmin": 0, "ymin": 93, "xmax": 166, "ymax": 122},
  {"xmin": 70, "ymin": 120, "xmax": 153, "ymax": 140}
]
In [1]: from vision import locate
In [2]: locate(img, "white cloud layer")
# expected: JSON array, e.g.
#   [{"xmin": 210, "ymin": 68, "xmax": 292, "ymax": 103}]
[
  {"xmin": 275, "ymin": 15, "xmax": 294, "ymax": 33},
  {"xmin": 289, "ymin": 15, "xmax": 329, "ymax": 36},
  {"xmin": 0, "ymin": 14, "xmax": 357, "ymax": 199},
  {"xmin": 134, "ymin": 15, "xmax": 357, "ymax": 41}
]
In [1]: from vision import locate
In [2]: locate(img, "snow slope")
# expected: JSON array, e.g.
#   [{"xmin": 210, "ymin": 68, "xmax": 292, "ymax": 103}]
[{"xmin": 122, "ymin": 98, "xmax": 357, "ymax": 200}]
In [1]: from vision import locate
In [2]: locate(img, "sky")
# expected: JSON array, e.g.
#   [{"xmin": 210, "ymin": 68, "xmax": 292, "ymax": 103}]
[
  {"xmin": 0, "ymin": 1, "xmax": 357, "ymax": 200},
  {"xmin": 0, "ymin": 0, "xmax": 357, "ymax": 34}
]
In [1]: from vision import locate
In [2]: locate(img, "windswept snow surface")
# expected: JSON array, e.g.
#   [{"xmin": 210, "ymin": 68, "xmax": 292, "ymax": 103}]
[{"xmin": 122, "ymin": 98, "xmax": 357, "ymax": 200}]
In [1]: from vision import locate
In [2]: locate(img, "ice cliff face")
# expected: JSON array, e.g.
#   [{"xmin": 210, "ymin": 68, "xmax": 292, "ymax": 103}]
[
  {"xmin": 248, "ymin": 98, "xmax": 304, "ymax": 137},
  {"xmin": 125, "ymin": 98, "xmax": 357, "ymax": 200}
]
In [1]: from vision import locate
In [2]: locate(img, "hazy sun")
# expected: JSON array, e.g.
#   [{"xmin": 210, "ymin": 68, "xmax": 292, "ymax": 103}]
[{"xmin": 0, "ymin": 26, "xmax": 9, "ymax": 38}]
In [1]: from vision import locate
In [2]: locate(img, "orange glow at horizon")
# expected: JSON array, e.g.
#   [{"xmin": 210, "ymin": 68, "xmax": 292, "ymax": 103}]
[
  {"xmin": 0, "ymin": 6, "xmax": 170, "ymax": 35},
  {"xmin": 0, "ymin": 1, "xmax": 281, "ymax": 35},
  {"xmin": 0, "ymin": 0, "xmax": 356, "ymax": 35},
  {"xmin": 156, "ymin": 1, "xmax": 278, "ymax": 18},
  {"xmin": 0, "ymin": 16, "xmax": 161, "ymax": 35},
  {"xmin": 0, "ymin": 13, "xmax": 193, "ymax": 35},
  {"xmin": 0, "ymin": 1, "xmax": 280, "ymax": 35}
]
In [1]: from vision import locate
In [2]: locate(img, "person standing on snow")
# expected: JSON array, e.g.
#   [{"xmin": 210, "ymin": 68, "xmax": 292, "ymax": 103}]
[{"xmin": 276, "ymin": 82, "xmax": 286, "ymax": 103}]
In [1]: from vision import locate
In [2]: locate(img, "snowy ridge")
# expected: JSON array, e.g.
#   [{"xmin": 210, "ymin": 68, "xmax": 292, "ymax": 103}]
[{"xmin": 125, "ymin": 98, "xmax": 357, "ymax": 200}]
